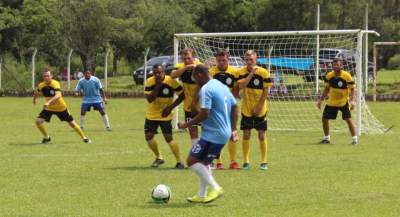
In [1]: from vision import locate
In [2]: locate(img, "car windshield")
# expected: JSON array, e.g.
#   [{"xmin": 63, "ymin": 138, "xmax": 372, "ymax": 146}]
[{"xmin": 146, "ymin": 56, "xmax": 170, "ymax": 65}]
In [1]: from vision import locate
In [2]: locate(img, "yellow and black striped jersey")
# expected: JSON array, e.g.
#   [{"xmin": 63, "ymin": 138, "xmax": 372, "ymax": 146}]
[
  {"xmin": 324, "ymin": 70, "xmax": 355, "ymax": 107},
  {"xmin": 36, "ymin": 79, "xmax": 67, "ymax": 112},
  {"xmin": 144, "ymin": 75, "xmax": 183, "ymax": 121},
  {"xmin": 209, "ymin": 65, "xmax": 239, "ymax": 91},
  {"xmin": 173, "ymin": 60, "xmax": 201, "ymax": 112},
  {"xmin": 238, "ymin": 66, "xmax": 273, "ymax": 117}
]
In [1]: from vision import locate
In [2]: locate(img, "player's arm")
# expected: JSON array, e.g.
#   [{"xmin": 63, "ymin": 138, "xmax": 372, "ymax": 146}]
[
  {"xmin": 45, "ymin": 91, "xmax": 62, "ymax": 108},
  {"xmin": 145, "ymin": 81, "xmax": 162, "ymax": 103},
  {"xmin": 317, "ymin": 86, "xmax": 330, "ymax": 110},
  {"xmin": 99, "ymin": 88, "xmax": 108, "ymax": 104},
  {"xmin": 349, "ymin": 86, "xmax": 355, "ymax": 110},
  {"xmin": 253, "ymin": 87, "xmax": 269, "ymax": 116},
  {"xmin": 178, "ymin": 108, "xmax": 209, "ymax": 129},
  {"xmin": 73, "ymin": 81, "xmax": 81, "ymax": 96},
  {"xmin": 33, "ymin": 90, "xmax": 41, "ymax": 105},
  {"xmin": 238, "ymin": 67, "xmax": 257, "ymax": 89},
  {"xmin": 190, "ymin": 86, "xmax": 199, "ymax": 112},
  {"xmin": 230, "ymin": 104, "xmax": 239, "ymax": 141},
  {"xmin": 162, "ymin": 92, "xmax": 185, "ymax": 117},
  {"xmin": 170, "ymin": 64, "xmax": 195, "ymax": 79}
]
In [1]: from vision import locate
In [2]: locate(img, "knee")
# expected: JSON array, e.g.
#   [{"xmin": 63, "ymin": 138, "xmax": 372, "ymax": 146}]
[
  {"xmin": 243, "ymin": 131, "xmax": 251, "ymax": 140},
  {"xmin": 258, "ymin": 132, "xmax": 266, "ymax": 141},
  {"xmin": 145, "ymin": 133, "xmax": 154, "ymax": 142},
  {"xmin": 35, "ymin": 119, "xmax": 43, "ymax": 125},
  {"xmin": 164, "ymin": 135, "xmax": 173, "ymax": 143}
]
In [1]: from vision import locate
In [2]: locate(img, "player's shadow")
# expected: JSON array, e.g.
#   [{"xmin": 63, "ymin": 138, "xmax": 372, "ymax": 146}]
[
  {"xmin": 104, "ymin": 166, "xmax": 189, "ymax": 171},
  {"xmin": 293, "ymin": 142, "xmax": 335, "ymax": 146},
  {"xmin": 133, "ymin": 201, "xmax": 217, "ymax": 209},
  {"xmin": 8, "ymin": 142, "xmax": 48, "ymax": 147}
]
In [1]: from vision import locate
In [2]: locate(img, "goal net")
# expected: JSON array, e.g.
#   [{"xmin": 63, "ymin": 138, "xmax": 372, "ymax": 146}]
[{"xmin": 174, "ymin": 30, "xmax": 386, "ymax": 134}]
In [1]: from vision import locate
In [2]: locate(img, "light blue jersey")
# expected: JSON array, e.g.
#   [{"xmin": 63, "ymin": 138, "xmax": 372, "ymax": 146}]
[
  {"xmin": 75, "ymin": 76, "xmax": 103, "ymax": 103},
  {"xmin": 199, "ymin": 79, "xmax": 237, "ymax": 144}
]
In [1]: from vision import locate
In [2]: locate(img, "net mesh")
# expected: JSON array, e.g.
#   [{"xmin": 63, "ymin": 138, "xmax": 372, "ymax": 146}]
[{"xmin": 176, "ymin": 31, "xmax": 385, "ymax": 134}]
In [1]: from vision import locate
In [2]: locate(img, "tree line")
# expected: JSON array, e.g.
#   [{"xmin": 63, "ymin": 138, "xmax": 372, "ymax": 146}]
[{"xmin": 0, "ymin": 0, "xmax": 399, "ymax": 74}]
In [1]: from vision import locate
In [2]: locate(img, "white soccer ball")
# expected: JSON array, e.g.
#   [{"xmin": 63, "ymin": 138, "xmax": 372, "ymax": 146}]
[{"xmin": 151, "ymin": 184, "xmax": 171, "ymax": 203}]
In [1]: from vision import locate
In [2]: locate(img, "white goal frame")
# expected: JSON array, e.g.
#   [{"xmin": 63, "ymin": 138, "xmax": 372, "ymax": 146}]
[{"xmin": 173, "ymin": 29, "xmax": 380, "ymax": 136}]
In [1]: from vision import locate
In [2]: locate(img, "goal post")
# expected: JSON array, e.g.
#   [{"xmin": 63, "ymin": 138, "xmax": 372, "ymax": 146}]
[{"xmin": 173, "ymin": 29, "xmax": 385, "ymax": 135}]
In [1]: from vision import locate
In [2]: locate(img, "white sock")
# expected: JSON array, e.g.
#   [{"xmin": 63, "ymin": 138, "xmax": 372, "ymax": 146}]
[
  {"xmin": 80, "ymin": 115, "xmax": 85, "ymax": 129},
  {"xmin": 324, "ymin": 135, "xmax": 330, "ymax": 140},
  {"xmin": 190, "ymin": 163, "xmax": 221, "ymax": 190},
  {"xmin": 352, "ymin": 136, "xmax": 358, "ymax": 141},
  {"xmin": 191, "ymin": 138, "xmax": 199, "ymax": 147},
  {"xmin": 102, "ymin": 114, "xmax": 110, "ymax": 128},
  {"xmin": 198, "ymin": 177, "xmax": 208, "ymax": 198}
]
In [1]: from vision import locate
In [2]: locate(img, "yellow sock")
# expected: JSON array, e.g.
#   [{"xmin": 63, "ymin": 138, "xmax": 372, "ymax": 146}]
[
  {"xmin": 36, "ymin": 123, "xmax": 49, "ymax": 138},
  {"xmin": 148, "ymin": 139, "xmax": 162, "ymax": 159},
  {"xmin": 260, "ymin": 139, "xmax": 268, "ymax": 163},
  {"xmin": 72, "ymin": 123, "xmax": 85, "ymax": 139},
  {"xmin": 243, "ymin": 139, "xmax": 250, "ymax": 163},
  {"xmin": 228, "ymin": 140, "xmax": 237, "ymax": 162},
  {"xmin": 168, "ymin": 140, "xmax": 181, "ymax": 162}
]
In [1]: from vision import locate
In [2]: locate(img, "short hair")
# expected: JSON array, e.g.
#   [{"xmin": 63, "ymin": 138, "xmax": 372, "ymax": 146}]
[
  {"xmin": 244, "ymin": 50, "xmax": 257, "ymax": 57},
  {"xmin": 180, "ymin": 48, "xmax": 194, "ymax": 56},
  {"xmin": 332, "ymin": 58, "xmax": 343, "ymax": 64},
  {"xmin": 193, "ymin": 64, "xmax": 209, "ymax": 74},
  {"xmin": 153, "ymin": 64, "xmax": 164, "ymax": 70},
  {"xmin": 42, "ymin": 69, "xmax": 51, "ymax": 75},
  {"xmin": 215, "ymin": 49, "xmax": 230, "ymax": 57}
]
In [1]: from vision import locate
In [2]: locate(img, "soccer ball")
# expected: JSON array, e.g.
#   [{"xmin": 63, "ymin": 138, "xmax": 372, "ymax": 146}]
[{"xmin": 151, "ymin": 184, "xmax": 171, "ymax": 203}]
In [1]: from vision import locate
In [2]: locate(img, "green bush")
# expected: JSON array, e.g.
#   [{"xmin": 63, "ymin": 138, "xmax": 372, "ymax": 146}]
[{"xmin": 388, "ymin": 54, "xmax": 400, "ymax": 70}]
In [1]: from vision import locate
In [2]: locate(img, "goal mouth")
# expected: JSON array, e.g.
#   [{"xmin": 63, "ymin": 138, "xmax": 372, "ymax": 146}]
[{"xmin": 173, "ymin": 30, "xmax": 385, "ymax": 135}]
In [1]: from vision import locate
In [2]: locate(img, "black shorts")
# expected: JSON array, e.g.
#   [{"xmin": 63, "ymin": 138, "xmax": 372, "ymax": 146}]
[
  {"xmin": 184, "ymin": 111, "xmax": 200, "ymax": 126},
  {"xmin": 144, "ymin": 119, "xmax": 172, "ymax": 134},
  {"xmin": 240, "ymin": 114, "xmax": 267, "ymax": 131},
  {"xmin": 38, "ymin": 109, "xmax": 74, "ymax": 122},
  {"xmin": 323, "ymin": 103, "xmax": 351, "ymax": 120}
]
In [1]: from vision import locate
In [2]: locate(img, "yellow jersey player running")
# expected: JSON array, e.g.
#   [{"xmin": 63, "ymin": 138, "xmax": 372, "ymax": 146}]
[
  {"xmin": 317, "ymin": 58, "xmax": 357, "ymax": 145},
  {"xmin": 33, "ymin": 70, "xmax": 90, "ymax": 144},
  {"xmin": 144, "ymin": 64, "xmax": 185, "ymax": 168},
  {"xmin": 170, "ymin": 48, "xmax": 201, "ymax": 147},
  {"xmin": 238, "ymin": 50, "xmax": 273, "ymax": 170},
  {"xmin": 209, "ymin": 50, "xmax": 240, "ymax": 170}
]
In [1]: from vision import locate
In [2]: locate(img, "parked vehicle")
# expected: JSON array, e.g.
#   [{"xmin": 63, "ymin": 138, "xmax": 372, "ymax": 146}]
[{"xmin": 133, "ymin": 56, "xmax": 174, "ymax": 84}]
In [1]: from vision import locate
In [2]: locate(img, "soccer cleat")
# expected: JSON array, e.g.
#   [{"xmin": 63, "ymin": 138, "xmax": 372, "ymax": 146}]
[
  {"xmin": 229, "ymin": 161, "xmax": 240, "ymax": 169},
  {"xmin": 151, "ymin": 158, "xmax": 165, "ymax": 168},
  {"xmin": 352, "ymin": 140, "xmax": 358, "ymax": 145},
  {"xmin": 83, "ymin": 138, "xmax": 91, "ymax": 144},
  {"xmin": 318, "ymin": 139, "xmax": 330, "ymax": 144},
  {"xmin": 186, "ymin": 195, "xmax": 205, "ymax": 203},
  {"xmin": 216, "ymin": 163, "xmax": 224, "ymax": 170},
  {"xmin": 174, "ymin": 162, "xmax": 185, "ymax": 169},
  {"xmin": 106, "ymin": 126, "xmax": 112, "ymax": 131},
  {"xmin": 260, "ymin": 163, "xmax": 269, "ymax": 171},
  {"xmin": 210, "ymin": 162, "xmax": 216, "ymax": 170},
  {"xmin": 242, "ymin": 163, "xmax": 250, "ymax": 170},
  {"xmin": 41, "ymin": 136, "xmax": 51, "ymax": 144},
  {"xmin": 204, "ymin": 188, "xmax": 224, "ymax": 203}
]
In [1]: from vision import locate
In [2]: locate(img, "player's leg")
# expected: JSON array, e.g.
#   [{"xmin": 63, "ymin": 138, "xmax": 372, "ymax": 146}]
[
  {"xmin": 80, "ymin": 103, "xmax": 89, "ymax": 130},
  {"xmin": 257, "ymin": 130, "xmax": 268, "ymax": 170},
  {"xmin": 95, "ymin": 102, "xmax": 111, "ymax": 131},
  {"xmin": 60, "ymin": 110, "xmax": 90, "ymax": 143},
  {"xmin": 35, "ymin": 111, "xmax": 51, "ymax": 143},
  {"xmin": 240, "ymin": 115, "xmax": 252, "ymax": 169},
  {"xmin": 144, "ymin": 119, "xmax": 164, "ymax": 167},
  {"xmin": 161, "ymin": 121, "xmax": 184, "ymax": 169},
  {"xmin": 341, "ymin": 105, "xmax": 357, "ymax": 144},
  {"xmin": 228, "ymin": 139, "xmax": 240, "ymax": 169},
  {"xmin": 187, "ymin": 139, "xmax": 224, "ymax": 203},
  {"xmin": 186, "ymin": 111, "xmax": 199, "ymax": 146},
  {"xmin": 320, "ymin": 105, "xmax": 338, "ymax": 144}
]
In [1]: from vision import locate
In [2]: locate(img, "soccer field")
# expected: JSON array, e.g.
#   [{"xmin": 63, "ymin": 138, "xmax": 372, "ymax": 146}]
[{"xmin": 0, "ymin": 97, "xmax": 399, "ymax": 217}]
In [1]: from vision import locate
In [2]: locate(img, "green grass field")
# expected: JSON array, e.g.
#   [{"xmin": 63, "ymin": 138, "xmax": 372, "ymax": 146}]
[{"xmin": 0, "ymin": 97, "xmax": 399, "ymax": 217}]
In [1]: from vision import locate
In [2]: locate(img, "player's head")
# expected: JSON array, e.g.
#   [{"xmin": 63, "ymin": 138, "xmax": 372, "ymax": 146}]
[
  {"xmin": 84, "ymin": 70, "xmax": 92, "ymax": 80},
  {"xmin": 152, "ymin": 64, "xmax": 165, "ymax": 80},
  {"xmin": 193, "ymin": 64, "xmax": 210, "ymax": 87},
  {"xmin": 42, "ymin": 70, "xmax": 53, "ymax": 83},
  {"xmin": 180, "ymin": 48, "xmax": 195, "ymax": 65},
  {"xmin": 244, "ymin": 50, "xmax": 257, "ymax": 67},
  {"xmin": 332, "ymin": 58, "xmax": 343, "ymax": 72},
  {"xmin": 215, "ymin": 50, "xmax": 230, "ymax": 71}
]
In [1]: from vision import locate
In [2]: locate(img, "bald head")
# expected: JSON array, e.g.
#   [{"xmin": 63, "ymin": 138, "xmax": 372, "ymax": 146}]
[{"xmin": 192, "ymin": 64, "xmax": 211, "ymax": 87}]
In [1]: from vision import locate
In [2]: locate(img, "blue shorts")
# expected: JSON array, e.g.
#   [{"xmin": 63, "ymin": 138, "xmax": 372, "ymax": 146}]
[
  {"xmin": 81, "ymin": 102, "xmax": 104, "ymax": 112},
  {"xmin": 190, "ymin": 139, "xmax": 225, "ymax": 164}
]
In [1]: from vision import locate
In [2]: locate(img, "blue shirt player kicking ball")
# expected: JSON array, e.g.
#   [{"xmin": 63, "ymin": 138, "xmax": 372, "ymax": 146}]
[
  {"xmin": 178, "ymin": 64, "xmax": 239, "ymax": 203},
  {"xmin": 74, "ymin": 70, "xmax": 111, "ymax": 131}
]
